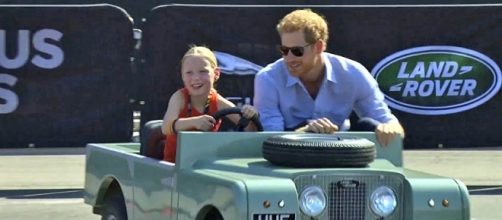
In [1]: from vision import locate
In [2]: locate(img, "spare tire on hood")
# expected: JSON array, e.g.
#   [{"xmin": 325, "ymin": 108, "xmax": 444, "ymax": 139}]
[{"xmin": 262, "ymin": 134, "xmax": 376, "ymax": 168}]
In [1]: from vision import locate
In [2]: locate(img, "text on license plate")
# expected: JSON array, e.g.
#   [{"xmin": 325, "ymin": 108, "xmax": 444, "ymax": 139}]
[{"xmin": 253, "ymin": 213, "xmax": 295, "ymax": 220}]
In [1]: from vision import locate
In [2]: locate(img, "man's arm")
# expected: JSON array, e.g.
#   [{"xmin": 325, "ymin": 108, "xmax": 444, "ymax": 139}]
[
  {"xmin": 352, "ymin": 65, "xmax": 405, "ymax": 145},
  {"xmin": 356, "ymin": 90, "xmax": 405, "ymax": 146},
  {"xmin": 253, "ymin": 72, "xmax": 284, "ymax": 131}
]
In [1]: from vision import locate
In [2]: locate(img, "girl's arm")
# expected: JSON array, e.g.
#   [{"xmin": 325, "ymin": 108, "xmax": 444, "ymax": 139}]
[
  {"xmin": 163, "ymin": 91, "xmax": 217, "ymax": 135},
  {"xmin": 162, "ymin": 90, "xmax": 183, "ymax": 135}
]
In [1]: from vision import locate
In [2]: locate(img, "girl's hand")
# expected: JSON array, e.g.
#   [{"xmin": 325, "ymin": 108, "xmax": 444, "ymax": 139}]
[
  {"xmin": 191, "ymin": 115, "xmax": 216, "ymax": 131},
  {"xmin": 241, "ymin": 105, "xmax": 259, "ymax": 119}
]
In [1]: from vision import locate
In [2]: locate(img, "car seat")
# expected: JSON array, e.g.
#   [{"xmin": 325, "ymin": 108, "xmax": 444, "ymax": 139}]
[{"xmin": 139, "ymin": 120, "xmax": 165, "ymax": 160}]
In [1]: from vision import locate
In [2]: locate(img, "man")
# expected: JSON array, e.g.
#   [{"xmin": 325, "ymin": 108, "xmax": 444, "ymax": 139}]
[{"xmin": 254, "ymin": 9, "xmax": 404, "ymax": 146}]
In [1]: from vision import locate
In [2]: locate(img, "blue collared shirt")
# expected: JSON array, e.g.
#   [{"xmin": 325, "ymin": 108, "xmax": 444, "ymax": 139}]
[{"xmin": 254, "ymin": 52, "xmax": 397, "ymax": 131}]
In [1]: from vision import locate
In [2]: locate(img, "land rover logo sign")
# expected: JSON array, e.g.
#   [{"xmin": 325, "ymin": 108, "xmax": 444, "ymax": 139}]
[{"xmin": 371, "ymin": 46, "xmax": 502, "ymax": 115}]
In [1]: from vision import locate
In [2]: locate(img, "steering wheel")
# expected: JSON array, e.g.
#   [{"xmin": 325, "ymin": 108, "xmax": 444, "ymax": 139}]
[{"xmin": 212, "ymin": 107, "xmax": 263, "ymax": 132}]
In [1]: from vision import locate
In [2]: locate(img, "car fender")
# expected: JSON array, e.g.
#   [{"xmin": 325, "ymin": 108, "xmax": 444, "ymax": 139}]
[{"xmin": 404, "ymin": 176, "xmax": 470, "ymax": 219}]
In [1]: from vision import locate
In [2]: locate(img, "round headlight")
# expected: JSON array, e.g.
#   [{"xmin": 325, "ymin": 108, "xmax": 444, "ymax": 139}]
[
  {"xmin": 299, "ymin": 185, "xmax": 327, "ymax": 217},
  {"xmin": 370, "ymin": 186, "xmax": 397, "ymax": 217}
]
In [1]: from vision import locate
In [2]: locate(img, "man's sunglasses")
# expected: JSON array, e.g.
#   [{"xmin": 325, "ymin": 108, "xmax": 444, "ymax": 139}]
[{"xmin": 277, "ymin": 43, "xmax": 313, "ymax": 57}]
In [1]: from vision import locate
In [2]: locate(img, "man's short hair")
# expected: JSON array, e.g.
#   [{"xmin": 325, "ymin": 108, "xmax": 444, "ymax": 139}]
[{"xmin": 276, "ymin": 9, "xmax": 329, "ymax": 44}]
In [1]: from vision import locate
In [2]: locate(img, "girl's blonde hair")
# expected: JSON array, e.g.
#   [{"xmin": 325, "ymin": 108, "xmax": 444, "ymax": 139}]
[
  {"xmin": 276, "ymin": 9, "xmax": 329, "ymax": 44},
  {"xmin": 181, "ymin": 45, "xmax": 218, "ymax": 68}
]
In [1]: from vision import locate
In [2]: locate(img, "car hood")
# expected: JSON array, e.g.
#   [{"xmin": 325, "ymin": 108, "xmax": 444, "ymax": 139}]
[{"xmin": 192, "ymin": 157, "xmax": 403, "ymax": 180}]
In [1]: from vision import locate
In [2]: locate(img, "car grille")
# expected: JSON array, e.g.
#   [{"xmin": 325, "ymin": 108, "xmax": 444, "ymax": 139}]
[{"xmin": 294, "ymin": 173, "xmax": 403, "ymax": 220}]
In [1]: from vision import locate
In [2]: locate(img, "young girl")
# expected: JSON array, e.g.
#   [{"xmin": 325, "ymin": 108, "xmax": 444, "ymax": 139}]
[{"xmin": 161, "ymin": 45, "xmax": 259, "ymax": 163}]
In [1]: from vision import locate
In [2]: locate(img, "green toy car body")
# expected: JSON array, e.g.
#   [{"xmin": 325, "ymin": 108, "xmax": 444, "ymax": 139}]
[{"xmin": 84, "ymin": 132, "xmax": 470, "ymax": 220}]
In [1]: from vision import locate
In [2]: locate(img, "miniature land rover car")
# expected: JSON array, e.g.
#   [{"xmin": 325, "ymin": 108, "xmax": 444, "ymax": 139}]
[{"xmin": 84, "ymin": 110, "xmax": 470, "ymax": 220}]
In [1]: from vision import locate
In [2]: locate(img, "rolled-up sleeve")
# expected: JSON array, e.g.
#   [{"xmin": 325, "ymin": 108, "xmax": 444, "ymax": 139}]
[
  {"xmin": 353, "ymin": 68, "xmax": 397, "ymax": 123},
  {"xmin": 254, "ymin": 71, "xmax": 285, "ymax": 131}
]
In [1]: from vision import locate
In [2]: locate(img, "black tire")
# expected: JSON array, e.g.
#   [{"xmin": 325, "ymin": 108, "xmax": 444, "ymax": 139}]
[
  {"xmin": 263, "ymin": 134, "xmax": 376, "ymax": 167},
  {"xmin": 101, "ymin": 193, "xmax": 127, "ymax": 220},
  {"xmin": 205, "ymin": 211, "xmax": 223, "ymax": 220}
]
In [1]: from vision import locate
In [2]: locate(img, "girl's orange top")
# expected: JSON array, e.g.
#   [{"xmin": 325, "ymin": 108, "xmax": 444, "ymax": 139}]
[{"xmin": 164, "ymin": 88, "xmax": 221, "ymax": 162}]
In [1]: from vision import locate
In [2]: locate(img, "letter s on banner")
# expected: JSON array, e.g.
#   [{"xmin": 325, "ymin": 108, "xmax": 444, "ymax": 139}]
[
  {"xmin": 0, "ymin": 73, "xmax": 19, "ymax": 114},
  {"xmin": 32, "ymin": 29, "xmax": 64, "ymax": 69}
]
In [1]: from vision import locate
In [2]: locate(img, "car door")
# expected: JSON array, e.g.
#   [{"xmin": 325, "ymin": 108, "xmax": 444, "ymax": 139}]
[{"xmin": 133, "ymin": 158, "xmax": 176, "ymax": 220}]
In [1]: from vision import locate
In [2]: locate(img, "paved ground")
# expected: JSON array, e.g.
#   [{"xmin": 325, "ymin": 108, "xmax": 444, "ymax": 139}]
[
  {"xmin": 0, "ymin": 147, "xmax": 501, "ymax": 219},
  {"xmin": 403, "ymin": 148, "xmax": 502, "ymax": 220},
  {"xmin": 403, "ymin": 147, "xmax": 502, "ymax": 186},
  {"xmin": 0, "ymin": 148, "xmax": 98, "ymax": 220}
]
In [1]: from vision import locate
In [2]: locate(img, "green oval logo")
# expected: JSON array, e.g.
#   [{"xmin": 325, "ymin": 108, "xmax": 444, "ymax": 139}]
[{"xmin": 371, "ymin": 46, "xmax": 501, "ymax": 115}]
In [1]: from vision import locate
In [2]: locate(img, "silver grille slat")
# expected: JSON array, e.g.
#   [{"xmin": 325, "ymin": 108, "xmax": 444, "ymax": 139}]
[{"xmin": 330, "ymin": 181, "xmax": 366, "ymax": 220}]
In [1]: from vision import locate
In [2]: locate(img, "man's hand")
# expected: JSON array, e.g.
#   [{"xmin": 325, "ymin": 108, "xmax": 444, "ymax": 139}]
[
  {"xmin": 296, "ymin": 117, "xmax": 339, "ymax": 134},
  {"xmin": 375, "ymin": 120, "xmax": 405, "ymax": 146}
]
